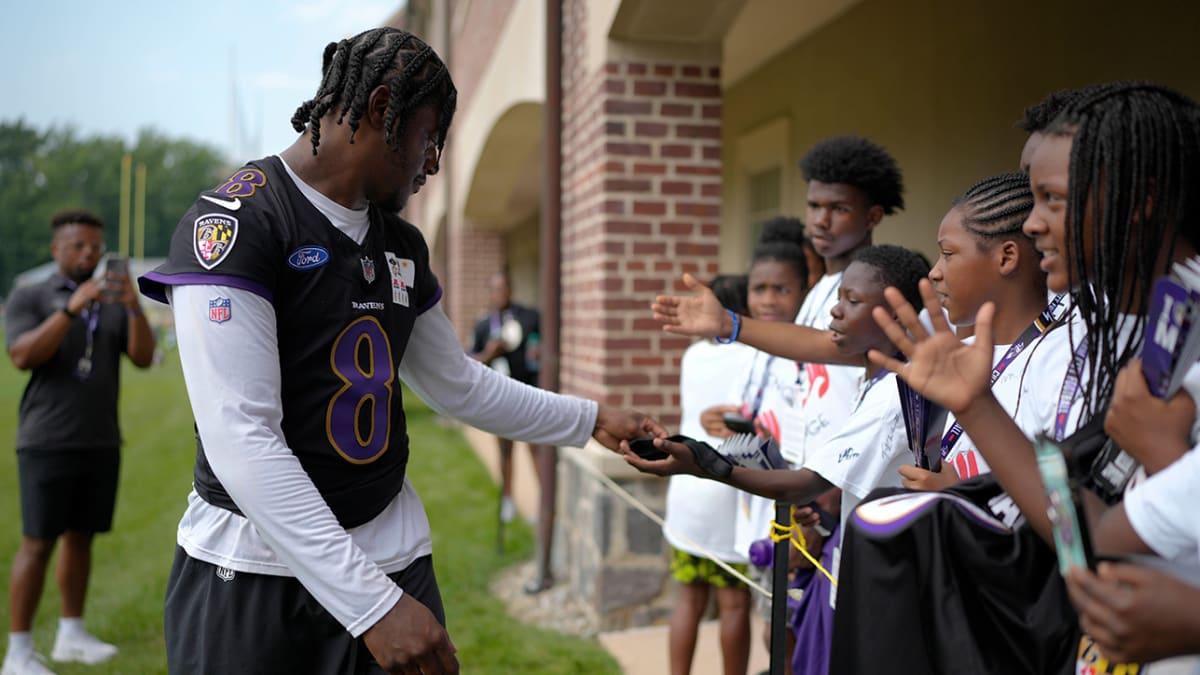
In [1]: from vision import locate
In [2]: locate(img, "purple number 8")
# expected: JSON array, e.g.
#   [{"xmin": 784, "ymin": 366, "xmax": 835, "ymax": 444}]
[
  {"xmin": 327, "ymin": 317, "xmax": 394, "ymax": 463},
  {"xmin": 215, "ymin": 169, "xmax": 267, "ymax": 198}
]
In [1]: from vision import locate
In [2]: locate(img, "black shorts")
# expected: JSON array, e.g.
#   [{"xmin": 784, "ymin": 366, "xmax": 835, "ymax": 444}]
[
  {"xmin": 164, "ymin": 548, "xmax": 446, "ymax": 675},
  {"xmin": 17, "ymin": 447, "xmax": 120, "ymax": 539}
]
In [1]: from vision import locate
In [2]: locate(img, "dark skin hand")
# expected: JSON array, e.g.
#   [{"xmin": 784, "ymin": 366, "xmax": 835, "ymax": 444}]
[
  {"xmin": 1067, "ymin": 561, "xmax": 1200, "ymax": 664},
  {"xmin": 1103, "ymin": 358, "xmax": 1195, "ymax": 476},
  {"xmin": 898, "ymin": 462, "xmax": 959, "ymax": 491},
  {"xmin": 363, "ymin": 593, "xmax": 459, "ymax": 674}
]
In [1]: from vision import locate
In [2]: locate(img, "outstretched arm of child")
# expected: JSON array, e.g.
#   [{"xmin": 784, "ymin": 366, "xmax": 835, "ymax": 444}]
[
  {"xmin": 868, "ymin": 279, "xmax": 1056, "ymax": 545},
  {"xmin": 653, "ymin": 273, "xmax": 861, "ymax": 365}
]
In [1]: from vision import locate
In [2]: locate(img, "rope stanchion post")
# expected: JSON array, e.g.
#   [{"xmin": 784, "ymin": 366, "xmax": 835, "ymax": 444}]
[{"xmin": 769, "ymin": 501, "xmax": 791, "ymax": 675}]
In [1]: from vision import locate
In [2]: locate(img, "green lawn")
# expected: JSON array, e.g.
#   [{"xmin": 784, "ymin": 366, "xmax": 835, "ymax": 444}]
[{"xmin": 0, "ymin": 347, "xmax": 619, "ymax": 674}]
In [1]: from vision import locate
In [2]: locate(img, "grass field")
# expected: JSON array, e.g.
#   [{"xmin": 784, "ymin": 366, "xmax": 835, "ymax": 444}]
[{"xmin": 0, "ymin": 347, "xmax": 620, "ymax": 674}]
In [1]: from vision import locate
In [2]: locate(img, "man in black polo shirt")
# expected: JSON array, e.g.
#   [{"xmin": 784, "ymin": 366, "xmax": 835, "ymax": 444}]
[{"xmin": 2, "ymin": 209, "xmax": 155, "ymax": 674}]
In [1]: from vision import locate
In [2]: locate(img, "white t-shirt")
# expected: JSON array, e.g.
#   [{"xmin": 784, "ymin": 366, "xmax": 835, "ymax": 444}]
[
  {"xmin": 780, "ymin": 272, "xmax": 864, "ymax": 466},
  {"xmin": 732, "ymin": 349, "xmax": 802, "ymax": 558},
  {"xmin": 663, "ymin": 339, "xmax": 754, "ymax": 562}
]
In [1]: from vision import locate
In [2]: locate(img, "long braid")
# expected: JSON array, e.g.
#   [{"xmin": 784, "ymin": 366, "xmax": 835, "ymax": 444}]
[
  {"xmin": 1048, "ymin": 83, "xmax": 1200, "ymax": 418},
  {"xmin": 951, "ymin": 171, "xmax": 1033, "ymax": 247},
  {"xmin": 290, "ymin": 28, "xmax": 457, "ymax": 156}
]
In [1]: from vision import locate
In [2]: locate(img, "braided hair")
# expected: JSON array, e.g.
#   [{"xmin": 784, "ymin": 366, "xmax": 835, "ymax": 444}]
[
  {"xmin": 799, "ymin": 136, "xmax": 905, "ymax": 214},
  {"xmin": 1015, "ymin": 82, "xmax": 1138, "ymax": 133},
  {"xmin": 950, "ymin": 171, "xmax": 1034, "ymax": 251},
  {"xmin": 851, "ymin": 245, "xmax": 930, "ymax": 309},
  {"xmin": 1047, "ymin": 82, "xmax": 1200, "ymax": 417},
  {"xmin": 291, "ymin": 28, "xmax": 457, "ymax": 156},
  {"xmin": 751, "ymin": 216, "xmax": 810, "ymax": 288}
]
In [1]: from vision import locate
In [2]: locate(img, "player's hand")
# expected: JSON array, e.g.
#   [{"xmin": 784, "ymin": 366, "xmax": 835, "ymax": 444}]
[
  {"xmin": 700, "ymin": 405, "xmax": 740, "ymax": 439},
  {"xmin": 363, "ymin": 593, "xmax": 459, "ymax": 674},
  {"xmin": 592, "ymin": 406, "xmax": 667, "ymax": 451},
  {"xmin": 1066, "ymin": 561, "xmax": 1200, "ymax": 664},
  {"xmin": 620, "ymin": 436, "xmax": 700, "ymax": 477},
  {"xmin": 653, "ymin": 273, "xmax": 732, "ymax": 338},
  {"xmin": 66, "ymin": 279, "xmax": 102, "ymax": 315},
  {"xmin": 869, "ymin": 280, "xmax": 992, "ymax": 416},
  {"xmin": 899, "ymin": 462, "xmax": 959, "ymax": 491},
  {"xmin": 1104, "ymin": 359, "xmax": 1194, "ymax": 475}
]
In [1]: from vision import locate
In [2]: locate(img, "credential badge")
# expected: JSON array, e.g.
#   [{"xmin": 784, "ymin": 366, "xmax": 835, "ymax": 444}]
[{"xmin": 385, "ymin": 252, "xmax": 415, "ymax": 307}]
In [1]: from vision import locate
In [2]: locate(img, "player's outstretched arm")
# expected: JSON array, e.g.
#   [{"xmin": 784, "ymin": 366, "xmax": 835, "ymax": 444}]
[
  {"xmin": 363, "ymin": 593, "xmax": 459, "ymax": 674},
  {"xmin": 653, "ymin": 273, "xmax": 859, "ymax": 365},
  {"xmin": 592, "ymin": 405, "xmax": 667, "ymax": 450}
]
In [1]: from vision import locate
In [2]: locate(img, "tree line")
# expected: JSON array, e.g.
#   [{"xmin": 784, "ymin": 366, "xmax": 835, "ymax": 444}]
[{"xmin": 0, "ymin": 120, "xmax": 229, "ymax": 296}]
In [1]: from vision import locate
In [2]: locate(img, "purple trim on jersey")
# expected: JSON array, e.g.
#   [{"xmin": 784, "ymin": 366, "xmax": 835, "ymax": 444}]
[
  {"xmin": 417, "ymin": 285, "xmax": 443, "ymax": 315},
  {"xmin": 138, "ymin": 271, "xmax": 274, "ymax": 304},
  {"xmin": 851, "ymin": 492, "xmax": 1009, "ymax": 538}
]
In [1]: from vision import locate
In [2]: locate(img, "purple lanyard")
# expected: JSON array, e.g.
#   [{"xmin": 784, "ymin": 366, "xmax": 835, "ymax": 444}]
[
  {"xmin": 855, "ymin": 366, "xmax": 890, "ymax": 412},
  {"xmin": 741, "ymin": 352, "xmax": 776, "ymax": 416},
  {"xmin": 940, "ymin": 294, "xmax": 1067, "ymax": 458},
  {"xmin": 1054, "ymin": 339, "xmax": 1090, "ymax": 440}
]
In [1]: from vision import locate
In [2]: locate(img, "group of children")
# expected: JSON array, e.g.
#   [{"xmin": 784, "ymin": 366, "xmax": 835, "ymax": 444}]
[{"xmin": 636, "ymin": 81, "xmax": 1200, "ymax": 675}]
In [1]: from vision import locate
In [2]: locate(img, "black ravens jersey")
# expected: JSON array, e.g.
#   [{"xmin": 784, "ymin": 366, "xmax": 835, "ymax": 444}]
[{"xmin": 140, "ymin": 157, "xmax": 440, "ymax": 528}]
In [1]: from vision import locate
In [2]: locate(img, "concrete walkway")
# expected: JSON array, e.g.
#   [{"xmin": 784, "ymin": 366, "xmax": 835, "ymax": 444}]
[{"xmin": 463, "ymin": 426, "xmax": 771, "ymax": 674}]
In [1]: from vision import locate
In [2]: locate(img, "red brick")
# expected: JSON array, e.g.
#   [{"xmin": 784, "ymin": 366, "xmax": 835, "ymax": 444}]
[
  {"xmin": 660, "ymin": 336, "xmax": 692, "ymax": 351},
  {"xmin": 601, "ymin": 277, "xmax": 625, "ymax": 292},
  {"xmin": 653, "ymin": 64, "xmax": 675, "ymax": 76},
  {"xmin": 654, "ymin": 261, "xmax": 675, "ymax": 272},
  {"xmin": 604, "ymin": 242, "xmax": 627, "ymax": 255},
  {"xmin": 605, "ymin": 121, "xmax": 626, "ymax": 136},
  {"xmin": 677, "ymin": 242, "xmax": 719, "ymax": 256},
  {"xmin": 602, "ymin": 160, "xmax": 626, "ymax": 174},
  {"xmin": 633, "ymin": 278, "xmax": 666, "ymax": 293},
  {"xmin": 627, "ymin": 260, "xmax": 646, "ymax": 271},
  {"xmin": 605, "ymin": 141, "xmax": 652, "ymax": 157},
  {"xmin": 701, "ymin": 223, "xmax": 721, "ymax": 237},
  {"xmin": 661, "ymin": 221, "xmax": 693, "ymax": 235},
  {"xmin": 634, "ymin": 121, "xmax": 668, "ymax": 137},
  {"xmin": 633, "ymin": 162, "xmax": 667, "ymax": 175},
  {"xmin": 677, "ymin": 165, "xmax": 722, "ymax": 176},
  {"xmin": 603, "ymin": 317, "xmax": 626, "ymax": 330},
  {"xmin": 661, "ymin": 144, "xmax": 693, "ymax": 159},
  {"xmin": 605, "ymin": 79, "xmax": 626, "ymax": 95},
  {"xmin": 603, "ymin": 178, "xmax": 651, "ymax": 192},
  {"xmin": 604, "ymin": 219, "xmax": 652, "ymax": 235},
  {"xmin": 708, "ymin": 66, "xmax": 720, "ymax": 79},
  {"xmin": 631, "ymin": 355, "xmax": 664, "ymax": 367},
  {"xmin": 675, "ymin": 82, "xmax": 720, "ymax": 98},
  {"xmin": 633, "ymin": 201, "xmax": 667, "ymax": 216},
  {"xmin": 661, "ymin": 181, "xmax": 693, "ymax": 196},
  {"xmin": 676, "ymin": 202, "xmax": 720, "ymax": 218},
  {"xmin": 633, "ymin": 241, "xmax": 667, "ymax": 255},
  {"xmin": 605, "ymin": 99, "xmax": 653, "ymax": 115},
  {"xmin": 605, "ymin": 337, "xmax": 652, "ymax": 351},
  {"xmin": 702, "ymin": 145, "xmax": 721, "ymax": 161},
  {"xmin": 605, "ymin": 63, "xmax": 620, "ymax": 74},
  {"xmin": 702, "ymin": 104, "xmax": 721, "ymax": 120},
  {"xmin": 602, "ymin": 199, "xmax": 625, "ymax": 215},
  {"xmin": 677, "ymin": 124, "xmax": 720, "ymax": 140},
  {"xmin": 632, "ymin": 392, "xmax": 665, "ymax": 407},
  {"xmin": 661, "ymin": 103, "xmax": 695, "ymax": 117},
  {"xmin": 681, "ymin": 65, "xmax": 702, "ymax": 78},
  {"xmin": 632, "ymin": 317, "xmax": 662, "ymax": 331},
  {"xmin": 603, "ymin": 298, "xmax": 647, "ymax": 310},
  {"xmin": 633, "ymin": 80, "xmax": 667, "ymax": 96},
  {"xmin": 628, "ymin": 63, "xmax": 648, "ymax": 75}
]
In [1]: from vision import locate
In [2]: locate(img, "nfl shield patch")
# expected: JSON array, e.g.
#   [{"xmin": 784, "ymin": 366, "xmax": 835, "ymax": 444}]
[
  {"xmin": 209, "ymin": 297, "xmax": 232, "ymax": 323},
  {"xmin": 361, "ymin": 256, "xmax": 376, "ymax": 283},
  {"xmin": 194, "ymin": 213, "xmax": 238, "ymax": 269}
]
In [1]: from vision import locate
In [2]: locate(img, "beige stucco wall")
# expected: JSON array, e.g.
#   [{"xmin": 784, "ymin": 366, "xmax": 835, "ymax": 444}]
[{"xmin": 719, "ymin": 0, "xmax": 1200, "ymax": 273}]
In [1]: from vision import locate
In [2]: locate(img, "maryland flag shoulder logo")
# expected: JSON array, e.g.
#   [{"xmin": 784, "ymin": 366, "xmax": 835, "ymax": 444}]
[{"xmin": 193, "ymin": 213, "xmax": 238, "ymax": 270}]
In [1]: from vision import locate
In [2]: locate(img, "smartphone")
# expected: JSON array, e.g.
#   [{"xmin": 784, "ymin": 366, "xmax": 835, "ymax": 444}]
[
  {"xmin": 1034, "ymin": 433, "xmax": 1094, "ymax": 575},
  {"xmin": 100, "ymin": 255, "xmax": 129, "ymax": 299},
  {"xmin": 722, "ymin": 413, "xmax": 756, "ymax": 435}
]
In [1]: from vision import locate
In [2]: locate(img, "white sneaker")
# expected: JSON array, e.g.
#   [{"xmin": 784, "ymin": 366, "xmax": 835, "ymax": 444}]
[
  {"xmin": 500, "ymin": 496, "xmax": 517, "ymax": 523},
  {"xmin": 50, "ymin": 631, "xmax": 117, "ymax": 665},
  {"xmin": 1, "ymin": 651, "xmax": 57, "ymax": 675}
]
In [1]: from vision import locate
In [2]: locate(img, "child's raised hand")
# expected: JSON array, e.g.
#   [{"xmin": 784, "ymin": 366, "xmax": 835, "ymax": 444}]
[
  {"xmin": 898, "ymin": 462, "xmax": 958, "ymax": 491},
  {"xmin": 868, "ymin": 279, "xmax": 994, "ymax": 415},
  {"xmin": 653, "ymin": 273, "xmax": 730, "ymax": 338},
  {"xmin": 1104, "ymin": 358, "xmax": 1195, "ymax": 475}
]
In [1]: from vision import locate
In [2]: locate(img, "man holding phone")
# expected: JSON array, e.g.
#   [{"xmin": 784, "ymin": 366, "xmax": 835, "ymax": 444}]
[{"xmin": 2, "ymin": 209, "xmax": 155, "ymax": 674}]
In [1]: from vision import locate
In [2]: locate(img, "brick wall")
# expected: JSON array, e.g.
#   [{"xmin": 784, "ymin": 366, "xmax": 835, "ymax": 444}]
[
  {"xmin": 560, "ymin": 6, "xmax": 723, "ymax": 429},
  {"xmin": 445, "ymin": 227, "xmax": 505, "ymax": 344}
]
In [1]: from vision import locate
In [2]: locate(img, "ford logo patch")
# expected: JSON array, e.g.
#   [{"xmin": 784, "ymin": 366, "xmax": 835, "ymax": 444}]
[{"xmin": 287, "ymin": 246, "xmax": 330, "ymax": 270}]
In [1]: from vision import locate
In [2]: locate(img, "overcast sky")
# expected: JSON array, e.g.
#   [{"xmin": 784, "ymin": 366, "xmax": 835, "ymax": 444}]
[{"xmin": 2, "ymin": 0, "xmax": 402, "ymax": 161}]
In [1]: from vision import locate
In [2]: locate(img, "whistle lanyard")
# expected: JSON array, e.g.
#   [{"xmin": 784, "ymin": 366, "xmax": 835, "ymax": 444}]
[
  {"xmin": 939, "ymin": 295, "xmax": 1066, "ymax": 458},
  {"xmin": 740, "ymin": 352, "xmax": 777, "ymax": 416}
]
